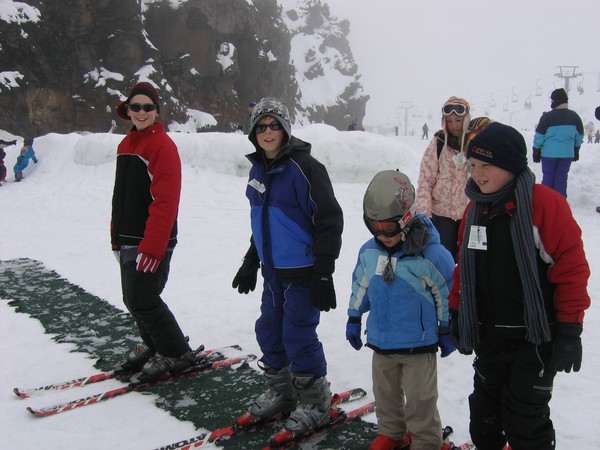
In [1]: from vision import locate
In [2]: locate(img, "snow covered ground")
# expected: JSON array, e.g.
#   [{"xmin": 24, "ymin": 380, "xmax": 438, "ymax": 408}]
[{"xmin": 0, "ymin": 125, "xmax": 599, "ymax": 449}]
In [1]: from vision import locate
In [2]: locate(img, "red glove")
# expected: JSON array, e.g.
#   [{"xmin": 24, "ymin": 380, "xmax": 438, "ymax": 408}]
[{"xmin": 136, "ymin": 253, "xmax": 160, "ymax": 273}]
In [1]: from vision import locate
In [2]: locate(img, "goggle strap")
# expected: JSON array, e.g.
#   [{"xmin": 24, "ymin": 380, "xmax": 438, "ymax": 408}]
[{"xmin": 398, "ymin": 203, "xmax": 416, "ymax": 229}]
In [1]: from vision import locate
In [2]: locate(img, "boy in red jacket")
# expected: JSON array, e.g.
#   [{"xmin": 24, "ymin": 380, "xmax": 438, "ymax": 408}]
[
  {"xmin": 449, "ymin": 122, "xmax": 590, "ymax": 450},
  {"xmin": 111, "ymin": 82, "xmax": 195, "ymax": 382}
]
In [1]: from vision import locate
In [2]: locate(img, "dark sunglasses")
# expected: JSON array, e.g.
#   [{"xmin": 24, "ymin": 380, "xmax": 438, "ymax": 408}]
[
  {"xmin": 442, "ymin": 104, "xmax": 467, "ymax": 116},
  {"xmin": 128, "ymin": 103, "xmax": 157, "ymax": 113},
  {"xmin": 255, "ymin": 122, "xmax": 283, "ymax": 134}
]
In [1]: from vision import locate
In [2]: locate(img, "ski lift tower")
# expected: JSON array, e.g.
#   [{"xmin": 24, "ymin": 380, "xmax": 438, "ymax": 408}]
[
  {"xmin": 397, "ymin": 101, "xmax": 415, "ymax": 136},
  {"xmin": 555, "ymin": 66, "xmax": 581, "ymax": 95}
]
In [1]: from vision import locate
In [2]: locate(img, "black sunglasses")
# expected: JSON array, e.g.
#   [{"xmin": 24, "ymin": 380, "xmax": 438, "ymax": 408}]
[
  {"xmin": 255, "ymin": 122, "xmax": 283, "ymax": 134},
  {"xmin": 128, "ymin": 103, "xmax": 157, "ymax": 113}
]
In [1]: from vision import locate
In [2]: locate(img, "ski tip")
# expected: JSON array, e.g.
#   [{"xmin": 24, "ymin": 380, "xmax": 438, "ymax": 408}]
[
  {"xmin": 13, "ymin": 387, "xmax": 29, "ymax": 399},
  {"xmin": 26, "ymin": 406, "xmax": 44, "ymax": 417},
  {"xmin": 351, "ymin": 387, "xmax": 368, "ymax": 398},
  {"xmin": 231, "ymin": 354, "xmax": 257, "ymax": 369}
]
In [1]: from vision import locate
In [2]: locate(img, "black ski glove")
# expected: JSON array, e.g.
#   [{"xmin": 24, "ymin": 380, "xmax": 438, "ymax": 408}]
[
  {"xmin": 449, "ymin": 309, "xmax": 461, "ymax": 350},
  {"xmin": 532, "ymin": 147, "xmax": 541, "ymax": 163},
  {"xmin": 573, "ymin": 147, "xmax": 580, "ymax": 162},
  {"xmin": 310, "ymin": 273, "xmax": 336, "ymax": 312},
  {"xmin": 232, "ymin": 243, "xmax": 260, "ymax": 295},
  {"xmin": 550, "ymin": 323, "xmax": 583, "ymax": 373}
]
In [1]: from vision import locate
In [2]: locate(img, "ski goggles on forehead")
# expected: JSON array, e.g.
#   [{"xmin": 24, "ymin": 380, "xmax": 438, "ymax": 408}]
[
  {"xmin": 128, "ymin": 103, "xmax": 157, "ymax": 113},
  {"xmin": 255, "ymin": 122, "xmax": 284, "ymax": 133},
  {"xmin": 442, "ymin": 103, "xmax": 468, "ymax": 116}
]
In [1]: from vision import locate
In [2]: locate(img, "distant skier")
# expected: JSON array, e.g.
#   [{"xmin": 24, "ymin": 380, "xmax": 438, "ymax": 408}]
[
  {"xmin": 0, "ymin": 139, "xmax": 17, "ymax": 185},
  {"xmin": 422, "ymin": 122, "xmax": 429, "ymax": 139},
  {"xmin": 13, "ymin": 137, "xmax": 38, "ymax": 182}
]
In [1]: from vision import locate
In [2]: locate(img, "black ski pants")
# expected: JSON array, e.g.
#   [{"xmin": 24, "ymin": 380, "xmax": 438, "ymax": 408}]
[
  {"xmin": 469, "ymin": 340, "xmax": 556, "ymax": 450},
  {"xmin": 431, "ymin": 214, "xmax": 460, "ymax": 262},
  {"xmin": 119, "ymin": 249, "xmax": 190, "ymax": 358}
]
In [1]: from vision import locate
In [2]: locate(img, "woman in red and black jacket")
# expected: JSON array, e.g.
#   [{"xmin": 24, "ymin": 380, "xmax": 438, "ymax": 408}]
[{"xmin": 111, "ymin": 82, "xmax": 194, "ymax": 383}]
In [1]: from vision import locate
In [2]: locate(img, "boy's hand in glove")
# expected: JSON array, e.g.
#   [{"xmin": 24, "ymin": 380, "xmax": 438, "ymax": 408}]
[
  {"xmin": 232, "ymin": 257, "xmax": 260, "ymax": 294},
  {"xmin": 550, "ymin": 323, "xmax": 583, "ymax": 373},
  {"xmin": 136, "ymin": 253, "xmax": 160, "ymax": 273},
  {"xmin": 310, "ymin": 273, "xmax": 336, "ymax": 311},
  {"xmin": 346, "ymin": 317, "xmax": 363, "ymax": 350},
  {"xmin": 532, "ymin": 147, "xmax": 541, "ymax": 163},
  {"xmin": 438, "ymin": 334, "xmax": 456, "ymax": 357}
]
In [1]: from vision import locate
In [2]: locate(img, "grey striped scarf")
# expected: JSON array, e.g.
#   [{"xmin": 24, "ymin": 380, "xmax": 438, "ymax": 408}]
[{"xmin": 458, "ymin": 168, "xmax": 552, "ymax": 352}]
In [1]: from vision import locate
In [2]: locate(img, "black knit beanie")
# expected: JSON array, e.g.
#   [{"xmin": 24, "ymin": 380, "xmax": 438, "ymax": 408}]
[
  {"xmin": 550, "ymin": 88, "xmax": 568, "ymax": 109},
  {"xmin": 116, "ymin": 82, "xmax": 161, "ymax": 120},
  {"xmin": 467, "ymin": 122, "xmax": 528, "ymax": 174}
]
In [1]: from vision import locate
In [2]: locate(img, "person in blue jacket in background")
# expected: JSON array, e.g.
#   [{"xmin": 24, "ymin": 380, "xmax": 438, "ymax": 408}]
[
  {"xmin": 532, "ymin": 88, "xmax": 583, "ymax": 197},
  {"xmin": 13, "ymin": 137, "xmax": 38, "ymax": 182},
  {"xmin": 232, "ymin": 97, "xmax": 344, "ymax": 444},
  {"xmin": 346, "ymin": 170, "xmax": 455, "ymax": 450}
]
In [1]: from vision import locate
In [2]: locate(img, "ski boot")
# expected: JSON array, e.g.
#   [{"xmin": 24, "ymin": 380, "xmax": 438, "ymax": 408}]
[
  {"xmin": 369, "ymin": 433, "xmax": 411, "ymax": 450},
  {"xmin": 270, "ymin": 374, "xmax": 334, "ymax": 445},
  {"xmin": 118, "ymin": 343, "xmax": 156, "ymax": 372},
  {"xmin": 237, "ymin": 361, "xmax": 297, "ymax": 427},
  {"xmin": 130, "ymin": 348, "xmax": 199, "ymax": 384}
]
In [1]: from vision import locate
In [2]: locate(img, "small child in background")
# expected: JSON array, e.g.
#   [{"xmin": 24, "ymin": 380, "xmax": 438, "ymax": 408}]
[
  {"xmin": 14, "ymin": 137, "xmax": 38, "ymax": 182},
  {"xmin": 0, "ymin": 139, "xmax": 17, "ymax": 185},
  {"xmin": 450, "ymin": 122, "xmax": 591, "ymax": 450},
  {"xmin": 346, "ymin": 170, "xmax": 456, "ymax": 450}
]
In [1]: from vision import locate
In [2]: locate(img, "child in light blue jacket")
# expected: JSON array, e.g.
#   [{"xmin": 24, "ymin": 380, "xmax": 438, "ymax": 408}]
[
  {"xmin": 346, "ymin": 170, "xmax": 455, "ymax": 450},
  {"xmin": 14, "ymin": 137, "xmax": 38, "ymax": 182}
]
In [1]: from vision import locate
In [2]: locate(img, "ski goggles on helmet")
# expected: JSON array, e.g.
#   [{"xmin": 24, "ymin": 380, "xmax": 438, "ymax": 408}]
[
  {"xmin": 128, "ymin": 103, "xmax": 157, "ymax": 113},
  {"xmin": 442, "ymin": 103, "xmax": 468, "ymax": 116},
  {"xmin": 255, "ymin": 122, "xmax": 284, "ymax": 134}
]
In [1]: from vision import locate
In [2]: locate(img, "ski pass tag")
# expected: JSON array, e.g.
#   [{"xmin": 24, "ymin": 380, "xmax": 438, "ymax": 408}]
[
  {"xmin": 452, "ymin": 152, "xmax": 467, "ymax": 167},
  {"xmin": 375, "ymin": 255, "xmax": 396, "ymax": 275},
  {"xmin": 248, "ymin": 178, "xmax": 266, "ymax": 193},
  {"xmin": 467, "ymin": 225, "xmax": 487, "ymax": 250}
]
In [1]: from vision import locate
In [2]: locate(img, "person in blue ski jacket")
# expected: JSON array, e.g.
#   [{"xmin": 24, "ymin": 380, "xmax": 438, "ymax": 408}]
[
  {"xmin": 232, "ymin": 97, "xmax": 344, "ymax": 442},
  {"xmin": 532, "ymin": 88, "xmax": 583, "ymax": 197},
  {"xmin": 346, "ymin": 170, "xmax": 455, "ymax": 450},
  {"xmin": 13, "ymin": 137, "xmax": 38, "ymax": 182}
]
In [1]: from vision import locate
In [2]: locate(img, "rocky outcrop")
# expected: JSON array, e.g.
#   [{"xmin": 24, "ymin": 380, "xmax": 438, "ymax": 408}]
[{"xmin": 0, "ymin": 0, "xmax": 368, "ymax": 136}]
